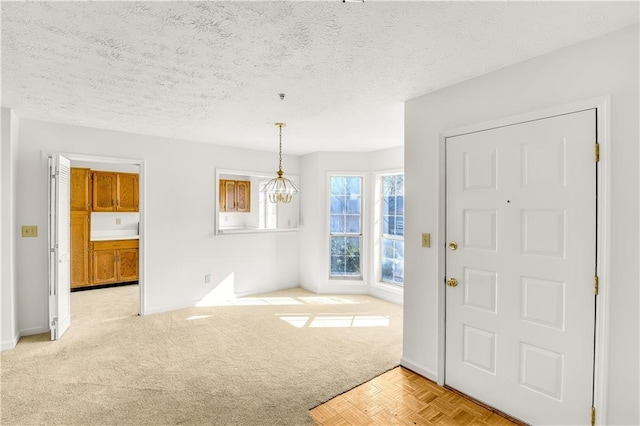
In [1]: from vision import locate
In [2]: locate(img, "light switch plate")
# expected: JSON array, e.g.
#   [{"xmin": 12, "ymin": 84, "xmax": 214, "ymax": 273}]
[
  {"xmin": 421, "ymin": 233, "xmax": 431, "ymax": 248},
  {"xmin": 22, "ymin": 226, "xmax": 38, "ymax": 238}
]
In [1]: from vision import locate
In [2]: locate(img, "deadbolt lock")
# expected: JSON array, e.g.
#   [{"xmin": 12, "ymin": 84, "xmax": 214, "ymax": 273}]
[
  {"xmin": 448, "ymin": 242, "xmax": 458, "ymax": 250},
  {"xmin": 447, "ymin": 278, "xmax": 458, "ymax": 287}
]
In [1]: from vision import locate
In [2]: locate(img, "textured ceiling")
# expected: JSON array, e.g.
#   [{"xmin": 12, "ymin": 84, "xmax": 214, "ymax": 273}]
[{"xmin": 2, "ymin": 1, "xmax": 638, "ymax": 155}]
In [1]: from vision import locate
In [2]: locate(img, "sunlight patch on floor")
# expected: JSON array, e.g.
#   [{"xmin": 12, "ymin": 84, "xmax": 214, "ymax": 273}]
[{"xmin": 277, "ymin": 314, "xmax": 389, "ymax": 328}]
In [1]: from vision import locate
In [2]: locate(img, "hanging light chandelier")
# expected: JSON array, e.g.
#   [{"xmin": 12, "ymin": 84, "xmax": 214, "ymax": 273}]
[{"xmin": 261, "ymin": 122, "xmax": 300, "ymax": 203}]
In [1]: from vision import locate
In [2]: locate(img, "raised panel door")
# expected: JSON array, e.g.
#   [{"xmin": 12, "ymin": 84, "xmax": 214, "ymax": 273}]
[
  {"xmin": 70, "ymin": 211, "xmax": 90, "ymax": 288},
  {"xmin": 70, "ymin": 168, "xmax": 91, "ymax": 211},
  {"xmin": 92, "ymin": 172, "xmax": 116, "ymax": 212},
  {"xmin": 117, "ymin": 173, "xmax": 139, "ymax": 212},
  {"xmin": 445, "ymin": 110, "xmax": 596, "ymax": 424},
  {"xmin": 92, "ymin": 249, "xmax": 117, "ymax": 284},
  {"xmin": 220, "ymin": 180, "xmax": 237, "ymax": 212},
  {"xmin": 236, "ymin": 181, "xmax": 250, "ymax": 212},
  {"xmin": 118, "ymin": 248, "xmax": 139, "ymax": 282}
]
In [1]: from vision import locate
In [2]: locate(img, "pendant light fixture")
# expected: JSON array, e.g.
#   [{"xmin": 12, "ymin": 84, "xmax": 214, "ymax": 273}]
[{"xmin": 261, "ymin": 122, "xmax": 300, "ymax": 203}]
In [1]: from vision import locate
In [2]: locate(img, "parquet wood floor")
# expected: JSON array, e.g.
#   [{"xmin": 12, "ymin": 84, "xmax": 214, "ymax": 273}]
[{"xmin": 310, "ymin": 367, "xmax": 522, "ymax": 426}]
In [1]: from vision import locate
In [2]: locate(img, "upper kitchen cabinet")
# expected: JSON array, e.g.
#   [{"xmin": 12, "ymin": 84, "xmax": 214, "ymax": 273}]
[
  {"xmin": 116, "ymin": 173, "xmax": 139, "ymax": 212},
  {"xmin": 219, "ymin": 179, "xmax": 250, "ymax": 212},
  {"xmin": 92, "ymin": 171, "xmax": 139, "ymax": 212},
  {"xmin": 70, "ymin": 168, "xmax": 92, "ymax": 211}
]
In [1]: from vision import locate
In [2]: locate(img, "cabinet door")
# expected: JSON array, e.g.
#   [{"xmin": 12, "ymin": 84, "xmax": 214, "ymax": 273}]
[
  {"xmin": 92, "ymin": 172, "xmax": 117, "ymax": 212},
  {"xmin": 70, "ymin": 211, "xmax": 90, "ymax": 288},
  {"xmin": 118, "ymin": 248, "xmax": 139, "ymax": 282},
  {"xmin": 92, "ymin": 249, "xmax": 117, "ymax": 284},
  {"xmin": 70, "ymin": 168, "xmax": 91, "ymax": 211},
  {"xmin": 235, "ymin": 181, "xmax": 251, "ymax": 212},
  {"xmin": 220, "ymin": 180, "xmax": 237, "ymax": 212},
  {"xmin": 117, "ymin": 173, "xmax": 139, "ymax": 212}
]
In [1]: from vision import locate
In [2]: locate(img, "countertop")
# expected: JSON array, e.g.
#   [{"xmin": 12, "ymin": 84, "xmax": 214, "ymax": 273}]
[{"xmin": 90, "ymin": 232, "xmax": 139, "ymax": 241}]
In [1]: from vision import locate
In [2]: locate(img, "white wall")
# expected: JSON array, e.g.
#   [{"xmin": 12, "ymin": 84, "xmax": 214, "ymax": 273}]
[
  {"xmin": 1, "ymin": 108, "xmax": 20, "ymax": 349},
  {"xmin": 404, "ymin": 25, "xmax": 639, "ymax": 424},
  {"xmin": 12, "ymin": 118, "xmax": 301, "ymax": 335},
  {"xmin": 299, "ymin": 146, "xmax": 404, "ymax": 303}
]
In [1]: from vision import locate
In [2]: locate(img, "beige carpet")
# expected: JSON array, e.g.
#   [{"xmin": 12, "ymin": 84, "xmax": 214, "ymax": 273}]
[{"xmin": 1, "ymin": 286, "xmax": 402, "ymax": 425}]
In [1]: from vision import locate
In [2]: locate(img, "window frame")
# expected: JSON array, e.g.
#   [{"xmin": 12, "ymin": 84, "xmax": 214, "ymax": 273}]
[{"xmin": 327, "ymin": 173, "xmax": 365, "ymax": 280}]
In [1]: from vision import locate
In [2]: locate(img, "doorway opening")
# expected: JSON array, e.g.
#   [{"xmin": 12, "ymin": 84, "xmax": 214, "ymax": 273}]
[{"xmin": 49, "ymin": 153, "xmax": 145, "ymax": 339}]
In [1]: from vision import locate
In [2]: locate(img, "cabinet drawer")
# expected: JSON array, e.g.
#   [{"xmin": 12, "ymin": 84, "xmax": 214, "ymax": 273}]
[{"xmin": 92, "ymin": 239, "xmax": 139, "ymax": 250}]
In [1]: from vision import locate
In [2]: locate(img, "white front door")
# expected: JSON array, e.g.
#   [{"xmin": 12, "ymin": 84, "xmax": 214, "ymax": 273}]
[
  {"xmin": 49, "ymin": 154, "xmax": 71, "ymax": 340},
  {"xmin": 445, "ymin": 110, "xmax": 597, "ymax": 424}
]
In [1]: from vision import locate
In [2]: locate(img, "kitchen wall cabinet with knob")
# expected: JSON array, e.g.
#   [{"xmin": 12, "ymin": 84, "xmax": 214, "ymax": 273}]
[
  {"xmin": 91, "ymin": 240, "xmax": 139, "ymax": 285},
  {"xmin": 219, "ymin": 179, "xmax": 250, "ymax": 212},
  {"xmin": 92, "ymin": 171, "xmax": 139, "ymax": 212}
]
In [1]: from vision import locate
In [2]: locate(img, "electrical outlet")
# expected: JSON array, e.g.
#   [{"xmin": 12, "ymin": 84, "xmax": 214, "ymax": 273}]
[
  {"xmin": 204, "ymin": 274, "xmax": 211, "ymax": 284},
  {"xmin": 116, "ymin": 217, "xmax": 122, "ymax": 225},
  {"xmin": 22, "ymin": 226, "xmax": 38, "ymax": 238},
  {"xmin": 421, "ymin": 233, "xmax": 431, "ymax": 248}
]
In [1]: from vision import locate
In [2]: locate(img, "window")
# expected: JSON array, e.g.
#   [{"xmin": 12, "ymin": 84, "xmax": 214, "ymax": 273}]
[
  {"xmin": 329, "ymin": 176, "xmax": 362, "ymax": 278},
  {"xmin": 381, "ymin": 174, "xmax": 404, "ymax": 285},
  {"xmin": 258, "ymin": 180, "xmax": 277, "ymax": 229}
]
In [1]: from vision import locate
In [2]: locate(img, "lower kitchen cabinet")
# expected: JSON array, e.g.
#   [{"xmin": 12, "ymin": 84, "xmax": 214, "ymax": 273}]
[{"xmin": 91, "ymin": 240, "xmax": 139, "ymax": 285}]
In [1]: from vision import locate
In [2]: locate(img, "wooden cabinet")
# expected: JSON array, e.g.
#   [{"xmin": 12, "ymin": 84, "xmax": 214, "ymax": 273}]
[
  {"xmin": 71, "ymin": 168, "xmax": 91, "ymax": 211},
  {"xmin": 70, "ymin": 211, "xmax": 91, "ymax": 288},
  {"xmin": 219, "ymin": 179, "xmax": 250, "ymax": 212},
  {"xmin": 91, "ymin": 239, "xmax": 139, "ymax": 285},
  {"xmin": 116, "ymin": 173, "xmax": 139, "ymax": 212},
  {"xmin": 92, "ymin": 171, "xmax": 139, "ymax": 212}
]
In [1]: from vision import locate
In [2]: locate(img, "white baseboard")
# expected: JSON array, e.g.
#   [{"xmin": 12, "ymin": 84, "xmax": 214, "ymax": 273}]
[
  {"xmin": 369, "ymin": 284, "xmax": 403, "ymax": 305},
  {"xmin": 144, "ymin": 284, "xmax": 301, "ymax": 315},
  {"xmin": 400, "ymin": 357, "xmax": 438, "ymax": 382},
  {"xmin": 1, "ymin": 333, "xmax": 19, "ymax": 351}
]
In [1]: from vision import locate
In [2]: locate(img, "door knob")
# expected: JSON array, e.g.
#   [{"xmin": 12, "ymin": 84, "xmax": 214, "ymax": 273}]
[
  {"xmin": 448, "ymin": 242, "xmax": 458, "ymax": 250},
  {"xmin": 447, "ymin": 277, "xmax": 458, "ymax": 287}
]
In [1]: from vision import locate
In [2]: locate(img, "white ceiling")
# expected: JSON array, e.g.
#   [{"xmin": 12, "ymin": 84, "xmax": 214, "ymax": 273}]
[{"xmin": 2, "ymin": 1, "xmax": 638, "ymax": 155}]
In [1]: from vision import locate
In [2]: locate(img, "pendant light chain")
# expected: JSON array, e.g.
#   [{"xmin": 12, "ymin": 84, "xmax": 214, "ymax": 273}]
[{"xmin": 278, "ymin": 123, "xmax": 283, "ymax": 174}]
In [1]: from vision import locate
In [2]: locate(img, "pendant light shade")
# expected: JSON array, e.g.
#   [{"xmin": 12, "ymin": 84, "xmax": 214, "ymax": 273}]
[{"xmin": 261, "ymin": 123, "xmax": 300, "ymax": 203}]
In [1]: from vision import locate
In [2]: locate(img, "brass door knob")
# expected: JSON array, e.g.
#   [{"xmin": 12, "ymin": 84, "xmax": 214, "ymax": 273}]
[
  {"xmin": 448, "ymin": 242, "xmax": 458, "ymax": 250},
  {"xmin": 447, "ymin": 278, "xmax": 458, "ymax": 287}
]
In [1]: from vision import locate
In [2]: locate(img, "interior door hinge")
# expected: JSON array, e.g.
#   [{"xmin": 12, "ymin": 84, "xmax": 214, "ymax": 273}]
[
  {"xmin": 594, "ymin": 276, "xmax": 599, "ymax": 295},
  {"xmin": 51, "ymin": 317, "xmax": 58, "ymax": 327},
  {"xmin": 591, "ymin": 406, "xmax": 596, "ymax": 426},
  {"xmin": 595, "ymin": 143, "xmax": 600, "ymax": 162}
]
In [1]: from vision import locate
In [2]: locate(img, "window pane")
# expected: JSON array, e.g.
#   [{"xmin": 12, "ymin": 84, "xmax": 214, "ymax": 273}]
[
  {"xmin": 383, "ymin": 196, "xmax": 395, "ymax": 215},
  {"xmin": 331, "ymin": 195, "xmax": 345, "ymax": 214},
  {"xmin": 346, "ymin": 215, "xmax": 360, "ymax": 233},
  {"xmin": 347, "ymin": 177, "xmax": 361, "ymax": 195},
  {"xmin": 331, "ymin": 176, "xmax": 346, "ymax": 195},
  {"xmin": 331, "ymin": 236, "xmax": 346, "ymax": 256},
  {"xmin": 330, "ymin": 236, "xmax": 361, "ymax": 276},
  {"xmin": 381, "ymin": 238, "xmax": 404, "ymax": 285},
  {"xmin": 331, "ymin": 255, "xmax": 344, "ymax": 275},
  {"xmin": 347, "ymin": 197, "xmax": 361, "ymax": 214},
  {"xmin": 330, "ymin": 215, "xmax": 345, "ymax": 233},
  {"xmin": 396, "ymin": 195, "xmax": 404, "ymax": 214},
  {"xmin": 383, "ymin": 216, "xmax": 395, "ymax": 236},
  {"xmin": 395, "ymin": 216, "xmax": 404, "ymax": 236}
]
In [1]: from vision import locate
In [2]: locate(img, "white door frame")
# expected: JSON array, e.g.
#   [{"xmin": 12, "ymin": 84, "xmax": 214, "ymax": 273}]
[
  {"xmin": 48, "ymin": 152, "xmax": 147, "ymax": 317},
  {"xmin": 436, "ymin": 96, "xmax": 611, "ymax": 424}
]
